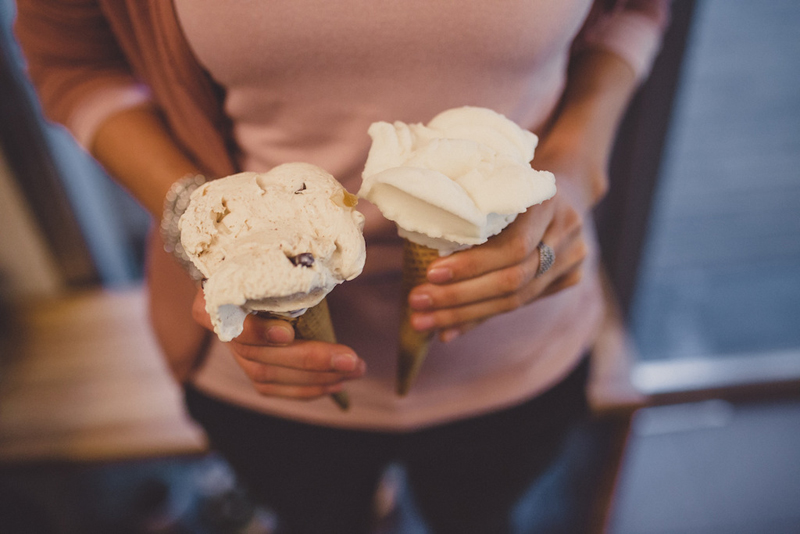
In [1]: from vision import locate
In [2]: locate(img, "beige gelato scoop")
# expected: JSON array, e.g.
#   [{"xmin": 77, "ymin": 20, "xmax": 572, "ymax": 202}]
[{"xmin": 180, "ymin": 163, "xmax": 366, "ymax": 342}]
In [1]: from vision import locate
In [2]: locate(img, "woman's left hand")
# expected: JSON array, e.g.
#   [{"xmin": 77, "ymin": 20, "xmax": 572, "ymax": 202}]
[
  {"xmin": 407, "ymin": 48, "xmax": 639, "ymax": 341},
  {"xmin": 407, "ymin": 142, "xmax": 602, "ymax": 342}
]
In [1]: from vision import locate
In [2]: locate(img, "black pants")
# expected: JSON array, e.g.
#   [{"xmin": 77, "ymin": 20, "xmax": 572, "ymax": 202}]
[{"xmin": 185, "ymin": 358, "xmax": 591, "ymax": 534}]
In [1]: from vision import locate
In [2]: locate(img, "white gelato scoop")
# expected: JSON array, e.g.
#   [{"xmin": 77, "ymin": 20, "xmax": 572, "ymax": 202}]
[
  {"xmin": 180, "ymin": 163, "xmax": 366, "ymax": 341},
  {"xmin": 358, "ymin": 106, "xmax": 556, "ymax": 254}
]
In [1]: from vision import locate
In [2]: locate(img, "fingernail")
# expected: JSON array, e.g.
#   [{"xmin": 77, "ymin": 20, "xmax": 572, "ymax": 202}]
[
  {"xmin": 440, "ymin": 329, "xmax": 461, "ymax": 343},
  {"xmin": 411, "ymin": 314, "xmax": 436, "ymax": 331},
  {"xmin": 266, "ymin": 325, "xmax": 293, "ymax": 344},
  {"xmin": 409, "ymin": 293, "xmax": 433, "ymax": 310},
  {"xmin": 326, "ymin": 383, "xmax": 344, "ymax": 393},
  {"xmin": 332, "ymin": 352, "xmax": 358, "ymax": 371},
  {"xmin": 427, "ymin": 267, "xmax": 453, "ymax": 283}
]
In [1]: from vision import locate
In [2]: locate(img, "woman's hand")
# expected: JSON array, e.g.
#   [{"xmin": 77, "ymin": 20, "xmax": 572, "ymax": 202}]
[
  {"xmin": 192, "ymin": 289, "xmax": 366, "ymax": 400},
  {"xmin": 406, "ymin": 46, "xmax": 638, "ymax": 343},
  {"xmin": 407, "ymin": 137, "xmax": 603, "ymax": 342}
]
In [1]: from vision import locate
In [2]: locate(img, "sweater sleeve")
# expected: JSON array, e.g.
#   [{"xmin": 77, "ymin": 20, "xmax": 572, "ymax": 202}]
[
  {"xmin": 575, "ymin": 0, "xmax": 673, "ymax": 81},
  {"xmin": 14, "ymin": 0, "xmax": 152, "ymax": 149}
]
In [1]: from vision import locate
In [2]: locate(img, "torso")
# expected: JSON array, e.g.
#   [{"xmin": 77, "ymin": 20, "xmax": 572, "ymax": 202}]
[{"xmin": 175, "ymin": 0, "xmax": 604, "ymax": 430}]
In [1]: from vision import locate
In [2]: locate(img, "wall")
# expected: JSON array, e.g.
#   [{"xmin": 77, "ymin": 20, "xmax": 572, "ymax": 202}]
[{"xmin": 0, "ymin": 147, "xmax": 63, "ymax": 300}]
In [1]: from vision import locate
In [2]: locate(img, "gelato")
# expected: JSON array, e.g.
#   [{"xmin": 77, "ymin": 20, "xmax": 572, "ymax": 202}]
[
  {"xmin": 358, "ymin": 106, "xmax": 556, "ymax": 254},
  {"xmin": 180, "ymin": 162, "xmax": 366, "ymax": 343}
]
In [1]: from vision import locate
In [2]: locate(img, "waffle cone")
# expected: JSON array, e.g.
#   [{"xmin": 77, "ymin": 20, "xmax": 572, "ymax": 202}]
[
  {"xmin": 269, "ymin": 299, "xmax": 349, "ymax": 411},
  {"xmin": 397, "ymin": 239, "xmax": 440, "ymax": 396},
  {"xmin": 294, "ymin": 298, "xmax": 337, "ymax": 344}
]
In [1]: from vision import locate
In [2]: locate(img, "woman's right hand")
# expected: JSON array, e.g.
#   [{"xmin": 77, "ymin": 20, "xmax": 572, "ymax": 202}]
[{"xmin": 192, "ymin": 289, "xmax": 366, "ymax": 400}]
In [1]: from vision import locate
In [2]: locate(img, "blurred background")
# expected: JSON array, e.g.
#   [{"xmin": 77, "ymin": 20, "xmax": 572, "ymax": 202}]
[{"xmin": 1, "ymin": 0, "xmax": 798, "ymax": 532}]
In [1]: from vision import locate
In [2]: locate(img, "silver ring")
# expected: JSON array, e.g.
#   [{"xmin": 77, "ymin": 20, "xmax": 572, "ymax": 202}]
[{"xmin": 536, "ymin": 242, "xmax": 555, "ymax": 278}]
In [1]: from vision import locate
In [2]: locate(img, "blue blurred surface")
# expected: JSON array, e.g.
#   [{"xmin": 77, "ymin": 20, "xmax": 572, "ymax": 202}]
[
  {"xmin": 610, "ymin": 399, "xmax": 800, "ymax": 534},
  {"xmin": 631, "ymin": 0, "xmax": 800, "ymax": 361}
]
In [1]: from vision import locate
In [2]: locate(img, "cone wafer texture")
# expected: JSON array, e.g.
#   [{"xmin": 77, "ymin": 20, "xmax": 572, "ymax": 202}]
[
  {"xmin": 294, "ymin": 298, "xmax": 337, "ymax": 344},
  {"xmin": 397, "ymin": 239, "xmax": 440, "ymax": 396}
]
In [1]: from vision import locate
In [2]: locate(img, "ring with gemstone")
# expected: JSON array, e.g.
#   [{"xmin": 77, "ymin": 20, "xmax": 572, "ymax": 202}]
[{"xmin": 535, "ymin": 242, "xmax": 555, "ymax": 278}]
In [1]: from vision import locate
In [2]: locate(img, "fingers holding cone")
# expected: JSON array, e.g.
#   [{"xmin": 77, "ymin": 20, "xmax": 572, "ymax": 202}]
[{"xmin": 266, "ymin": 299, "xmax": 351, "ymax": 410}]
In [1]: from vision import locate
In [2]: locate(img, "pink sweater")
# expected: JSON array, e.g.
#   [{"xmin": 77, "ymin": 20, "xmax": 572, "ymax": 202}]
[{"xmin": 16, "ymin": 0, "xmax": 670, "ymax": 431}]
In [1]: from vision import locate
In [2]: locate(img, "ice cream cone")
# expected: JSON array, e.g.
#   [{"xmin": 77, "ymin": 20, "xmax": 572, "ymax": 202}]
[
  {"xmin": 397, "ymin": 239, "xmax": 440, "ymax": 396},
  {"xmin": 271, "ymin": 299, "xmax": 350, "ymax": 411},
  {"xmin": 179, "ymin": 165, "xmax": 365, "ymax": 412},
  {"xmin": 359, "ymin": 107, "xmax": 557, "ymax": 396}
]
